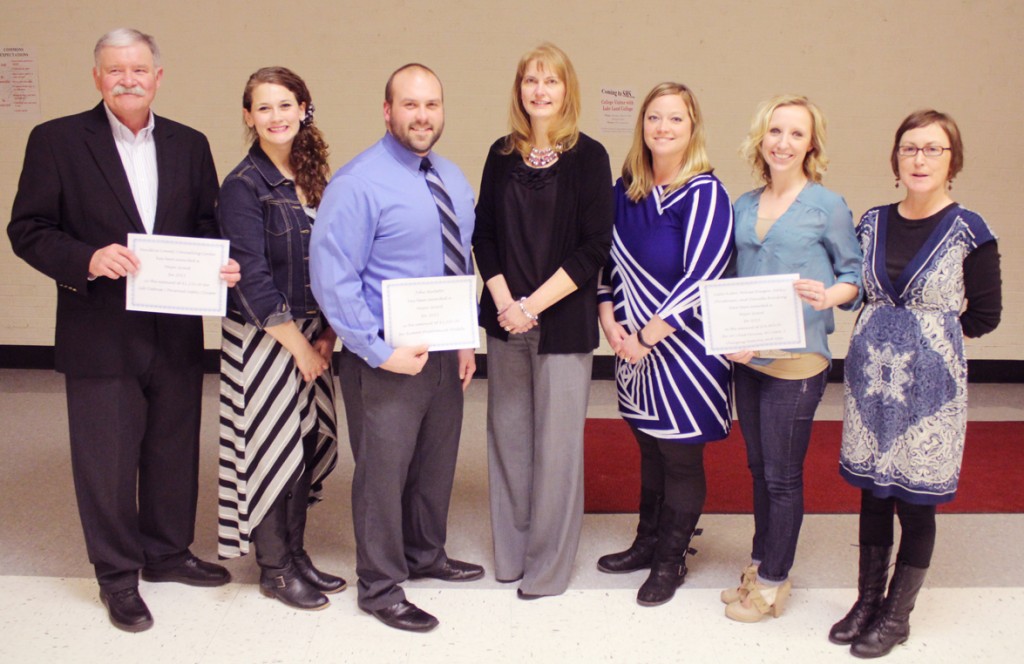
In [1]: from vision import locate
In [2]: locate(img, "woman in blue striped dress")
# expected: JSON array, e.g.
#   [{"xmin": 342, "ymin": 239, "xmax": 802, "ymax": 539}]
[{"xmin": 596, "ymin": 82, "xmax": 734, "ymax": 607}]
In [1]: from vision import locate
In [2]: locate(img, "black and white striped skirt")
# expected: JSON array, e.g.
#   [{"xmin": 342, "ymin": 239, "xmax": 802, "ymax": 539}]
[{"xmin": 217, "ymin": 314, "xmax": 338, "ymax": 559}]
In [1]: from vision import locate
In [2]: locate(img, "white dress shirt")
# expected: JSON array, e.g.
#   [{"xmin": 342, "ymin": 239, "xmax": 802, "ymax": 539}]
[{"xmin": 104, "ymin": 103, "xmax": 158, "ymax": 234}]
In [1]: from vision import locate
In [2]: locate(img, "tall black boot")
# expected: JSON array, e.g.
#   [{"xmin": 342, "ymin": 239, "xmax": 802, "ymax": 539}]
[
  {"xmin": 254, "ymin": 496, "xmax": 329, "ymax": 610},
  {"xmin": 636, "ymin": 508, "xmax": 701, "ymax": 607},
  {"xmin": 829, "ymin": 545, "xmax": 892, "ymax": 644},
  {"xmin": 597, "ymin": 487, "xmax": 662, "ymax": 574},
  {"xmin": 851, "ymin": 562, "xmax": 928, "ymax": 658},
  {"xmin": 287, "ymin": 466, "xmax": 347, "ymax": 594}
]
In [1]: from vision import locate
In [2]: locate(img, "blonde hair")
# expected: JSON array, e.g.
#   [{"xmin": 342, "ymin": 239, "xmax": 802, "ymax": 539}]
[
  {"xmin": 622, "ymin": 82, "xmax": 712, "ymax": 203},
  {"xmin": 500, "ymin": 43, "xmax": 581, "ymax": 159},
  {"xmin": 741, "ymin": 95, "xmax": 829, "ymax": 185}
]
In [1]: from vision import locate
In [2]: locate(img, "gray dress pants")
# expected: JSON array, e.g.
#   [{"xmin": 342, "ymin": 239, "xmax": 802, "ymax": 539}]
[
  {"xmin": 338, "ymin": 348, "xmax": 463, "ymax": 611},
  {"xmin": 486, "ymin": 330, "xmax": 592, "ymax": 595}
]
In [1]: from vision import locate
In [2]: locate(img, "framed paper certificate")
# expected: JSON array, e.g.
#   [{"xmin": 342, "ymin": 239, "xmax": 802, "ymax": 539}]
[
  {"xmin": 125, "ymin": 233, "xmax": 230, "ymax": 316},
  {"xmin": 382, "ymin": 275, "xmax": 480, "ymax": 351},
  {"xmin": 698, "ymin": 274, "xmax": 806, "ymax": 355}
]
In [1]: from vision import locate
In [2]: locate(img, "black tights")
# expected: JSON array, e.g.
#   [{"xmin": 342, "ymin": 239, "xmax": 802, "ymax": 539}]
[
  {"xmin": 634, "ymin": 428, "xmax": 706, "ymax": 514},
  {"xmin": 858, "ymin": 490, "xmax": 937, "ymax": 569}
]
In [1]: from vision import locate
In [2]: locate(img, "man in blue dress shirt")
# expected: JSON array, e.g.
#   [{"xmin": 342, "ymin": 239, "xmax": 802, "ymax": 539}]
[{"xmin": 309, "ymin": 63, "xmax": 482, "ymax": 632}]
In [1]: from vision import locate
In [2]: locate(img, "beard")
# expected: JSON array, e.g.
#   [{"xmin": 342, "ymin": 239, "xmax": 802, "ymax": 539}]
[{"xmin": 389, "ymin": 119, "xmax": 444, "ymax": 155}]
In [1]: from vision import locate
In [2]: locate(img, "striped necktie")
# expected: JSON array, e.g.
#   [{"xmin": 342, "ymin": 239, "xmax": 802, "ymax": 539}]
[{"xmin": 420, "ymin": 157, "xmax": 466, "ymax": 276}]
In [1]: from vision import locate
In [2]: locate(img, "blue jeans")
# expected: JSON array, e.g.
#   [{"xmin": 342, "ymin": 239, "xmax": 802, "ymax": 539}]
[{"xmin": 734, "ymin": 364, "xmax": 828, "ymax": 583}]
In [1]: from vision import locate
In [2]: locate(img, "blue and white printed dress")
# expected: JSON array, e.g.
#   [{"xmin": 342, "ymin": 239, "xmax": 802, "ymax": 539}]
[
  {"xmin": 599, "ymin": 174, "xmax": 734, "ymax": 443},
  {"xmin": 840, "ymin": 205, "xmax": 996, "ymax": 504}
]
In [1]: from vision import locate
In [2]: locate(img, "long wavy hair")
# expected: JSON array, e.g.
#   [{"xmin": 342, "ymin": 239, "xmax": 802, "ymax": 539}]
[
  {"xmin": 622, "ymin": 82, "xmax": 712, "ymax": 203},
  {"xmin": 741, "ymin": 95, "xmax": 828, "ymax": 186},
  {"xmin": 243, "ymin": 67, "xmax": 331, "ymax": 208},
  {"xmin": 500, "ymin": 43, "xmax": 581, "ymax": 159}
]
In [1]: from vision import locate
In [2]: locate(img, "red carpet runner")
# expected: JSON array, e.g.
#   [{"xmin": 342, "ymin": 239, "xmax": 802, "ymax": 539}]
[{"xmin": 583, "ymin": 420, "xmax": 1024, "ymax": 514}]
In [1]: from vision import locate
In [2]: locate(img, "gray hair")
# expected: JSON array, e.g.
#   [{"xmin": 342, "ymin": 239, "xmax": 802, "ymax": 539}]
[{"xmin": 93, "ymin": 28, "xmax": 160, "ymax": 67}]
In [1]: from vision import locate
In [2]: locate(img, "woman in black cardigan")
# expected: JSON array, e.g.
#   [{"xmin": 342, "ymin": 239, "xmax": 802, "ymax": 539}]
[{"xmin": 472, "ymin": 43, "xmax": 613, "ymax": 598}]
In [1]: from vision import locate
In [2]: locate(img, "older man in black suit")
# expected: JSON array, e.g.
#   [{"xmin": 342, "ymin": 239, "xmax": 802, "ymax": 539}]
[{"xmin": 7, "ymin": 28, "xmax": 239, "ymax": 633}]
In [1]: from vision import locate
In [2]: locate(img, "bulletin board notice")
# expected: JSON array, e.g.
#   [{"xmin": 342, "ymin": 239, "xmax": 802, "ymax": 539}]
[{"xmin": 0, "ymin": 46, "xmax": 40, "ymax": 118}]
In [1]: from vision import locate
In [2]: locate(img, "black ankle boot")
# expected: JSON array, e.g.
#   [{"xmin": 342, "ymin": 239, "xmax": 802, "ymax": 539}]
[
  {"xmin": 851, "ymin": 562, "xmax": 928, "ymax": 658},
  {"xmin": 294, "ymin": 552, "xmax": 347, "ymax": 594},
  {"xmin": 598, "ymin": 488, "xmax": 662, "ymax": 574},
  {"xmin": 287, "ymin": 465, "xmax": 347, "ymax": 593},
  {"xmin": 636, "ymin": 509, "xmax": 701, "ymax": 607},
  {"xmin": 259, "ymin": 563, "xmax": 329, "ymax": 610},
  {"xmin": 829, "ymin": 545, "xmax": 892, "ymax": 644},
  {"xmin": 253, "ymin": 490, "xmax": 328, "ymax": 610}
]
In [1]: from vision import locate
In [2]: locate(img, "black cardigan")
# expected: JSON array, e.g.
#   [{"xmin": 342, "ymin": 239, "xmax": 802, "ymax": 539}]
[{"xmin": 473, "ymin": 132, "xmax": 614, "ymax": 354}]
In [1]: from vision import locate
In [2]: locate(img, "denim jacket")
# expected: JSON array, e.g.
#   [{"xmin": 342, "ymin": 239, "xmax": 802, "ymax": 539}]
[{"xmin": 217, "ymin": 144, "xmax": 320, "ymax": 328}]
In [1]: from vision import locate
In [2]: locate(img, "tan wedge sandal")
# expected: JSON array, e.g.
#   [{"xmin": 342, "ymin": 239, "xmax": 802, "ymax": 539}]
[
  {"xmin": 725, "ymin": 578, "xmax": 792, "ymax": 623},
  {"xmin": 720, "ymin": 563, "xmax": 759, "ymax": 604}
]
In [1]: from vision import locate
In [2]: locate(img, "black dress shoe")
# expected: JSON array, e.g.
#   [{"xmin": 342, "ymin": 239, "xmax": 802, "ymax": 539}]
[
  {"xmin": 294, "ymin": 552, "xmax": 347, "ymax": 594},
  {"xmin": 141, "ymin": 554, "xmax": 231, "ymax": 587},
  {"xmin": 367, "ymin": 600, "xmax": 439, "ymax": 632},
  {"xmin": 100, "ymin": 587, "xmax": 154, "ymax": 633},
  {"xmin": 409, "ymin": 558, "xmax": 484, "ymax": 582}
]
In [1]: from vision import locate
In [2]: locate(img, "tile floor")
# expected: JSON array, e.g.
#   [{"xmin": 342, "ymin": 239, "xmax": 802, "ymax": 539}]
[{"xmin": 1, "ymin": 370, "xmax": 1021, "ymax": 663}]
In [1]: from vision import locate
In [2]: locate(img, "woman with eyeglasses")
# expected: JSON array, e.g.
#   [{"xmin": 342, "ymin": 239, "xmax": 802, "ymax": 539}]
[{"xmin": 830, "ymin": 110, "xmax": 1002, "ymax": 658}]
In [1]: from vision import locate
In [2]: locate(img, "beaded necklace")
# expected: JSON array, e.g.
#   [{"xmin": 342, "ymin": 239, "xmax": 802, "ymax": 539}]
[{"xmin": 527, "ymin": 145, "xmax": 561, "ymax": 168}]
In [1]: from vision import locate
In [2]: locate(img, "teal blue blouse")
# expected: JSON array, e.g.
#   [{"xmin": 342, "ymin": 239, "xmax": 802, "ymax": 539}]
[{"xmin": 732, "ymin": 182, "xmax": 862, "ymax": 365}]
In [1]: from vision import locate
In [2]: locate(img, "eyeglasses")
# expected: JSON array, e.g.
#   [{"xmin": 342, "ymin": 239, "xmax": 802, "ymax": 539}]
[{"xmin": 897, "ymin": 145, "xmax": 951, "ymax": 158}]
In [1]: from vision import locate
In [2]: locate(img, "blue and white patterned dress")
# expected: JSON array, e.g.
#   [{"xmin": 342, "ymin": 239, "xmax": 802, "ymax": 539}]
[
  {"xmin": 840, "ymin": 205, "xmax": 996, "ymax": 504},
  {"xmin": 599, "ymin": 174, "xmax": 734, "ymax": 443}
]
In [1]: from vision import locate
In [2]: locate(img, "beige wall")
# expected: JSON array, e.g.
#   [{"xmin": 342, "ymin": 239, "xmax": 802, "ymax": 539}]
[{"xmin": 2, "ymin": 0, "xmax": 1020, "ymax": 360}]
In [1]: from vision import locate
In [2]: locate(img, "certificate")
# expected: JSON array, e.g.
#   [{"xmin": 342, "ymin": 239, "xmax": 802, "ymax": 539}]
[
  {"xmin": 698, "ymin": 274, "xmax": 806, "ymax": 355},
  {"xmin": 382, "ymin": 275, "xmax": 480, "ymax": 351},
  {"xmin": 125, "ymin": 233, "xmax": 230, "ymax": 316}
]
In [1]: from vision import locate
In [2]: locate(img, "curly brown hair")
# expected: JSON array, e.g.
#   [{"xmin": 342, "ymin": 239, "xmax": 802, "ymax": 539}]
[{"xmin": 242, "ymin": 67, "xmax": 331, "ymax": 207}]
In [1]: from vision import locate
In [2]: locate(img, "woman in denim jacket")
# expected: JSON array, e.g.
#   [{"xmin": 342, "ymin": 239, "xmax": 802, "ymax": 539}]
[
  {"xmin": 722, "ymin": 96, "xmax": 862, "ymax": 622},
  {"xmin": 216, "ymin": 67, "xmax": 343, "ymax": 611}
]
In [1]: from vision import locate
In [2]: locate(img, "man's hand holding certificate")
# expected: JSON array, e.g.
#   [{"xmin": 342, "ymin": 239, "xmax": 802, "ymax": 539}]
[
  {"xmin": 125, "ymin": 233, "xmax": 231, "ymax": 316},
  {"xmin": 382, "ymin": 275, "xmax": 480, "ymax": 351},
  {"xmin": 699, "ymin": 274, "xmax": 806, "ymax": 355}
]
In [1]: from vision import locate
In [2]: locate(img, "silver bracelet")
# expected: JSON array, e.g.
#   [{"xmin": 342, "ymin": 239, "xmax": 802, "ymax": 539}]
[
  {"xmin": 637, "ymin": 328, "xmax": 655, "ymax": 349},
  {"xmin": 517, "ymin": 297, "xmax": 539, "ymax": 322}
]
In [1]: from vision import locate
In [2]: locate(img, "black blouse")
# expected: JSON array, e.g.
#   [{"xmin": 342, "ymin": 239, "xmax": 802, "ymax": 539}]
[
  {"xmin": 502, "ymin": 161, "xmax": 559, "ymax": 296},
  {"xmin": 886, "ymin": 203, "xmax": 1002, "ymax": 338},
  {"xmin": 473, "ymin": 133, "xmax": 614, "ymax": 354}
]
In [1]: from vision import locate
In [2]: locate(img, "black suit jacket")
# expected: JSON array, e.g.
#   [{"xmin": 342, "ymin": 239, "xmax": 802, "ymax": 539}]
[{"xmin": 8, "ymin": 103, "xmax": 219, "ymax": 377}]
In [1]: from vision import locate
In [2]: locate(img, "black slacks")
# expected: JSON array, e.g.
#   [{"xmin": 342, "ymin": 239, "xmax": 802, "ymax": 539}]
[{"xmin": 64, "ymin": 346, "xmax": 202, "ymax": 592}]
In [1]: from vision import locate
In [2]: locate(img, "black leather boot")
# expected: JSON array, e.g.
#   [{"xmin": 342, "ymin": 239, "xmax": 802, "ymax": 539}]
[
  {"xmin": 254, "ymin": 495, "xmax": 329, "ymax": 610},
  {"xmin": 636, "ymin": 508, "xmax": 701, "ymax": 607},
  {"xmin": 851, "ymin": 562, "xmax": 928, "ymax": 658},
  {"xmin": 829, "ymin": 545, "xmax": 892, "ymax": 644},
  {"xmin": 597, "ymin": 487, "xmax": 662, "ymax": 574},
  {"xmin": 259, "ymin": 563, "xmax": 329, "ymax": 611},
  {"xmin": 287, "ymin": 466, "xmax": 347, "ymax": 593}
]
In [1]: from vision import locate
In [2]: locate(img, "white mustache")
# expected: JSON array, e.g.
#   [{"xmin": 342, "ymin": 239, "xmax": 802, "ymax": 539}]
[{"xmin": 112, "ymin": 85, "xmax": 146, "ymax": 96}]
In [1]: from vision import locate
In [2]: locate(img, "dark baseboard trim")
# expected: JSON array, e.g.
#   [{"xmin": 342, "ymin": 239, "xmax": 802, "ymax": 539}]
[
  {"xmin": 0, "ymin": 345, "xmax": 55, "ymax": 369},
  {"xmin": 1, "ymin": 346, "xmax": 1021, "ymax": 383}
]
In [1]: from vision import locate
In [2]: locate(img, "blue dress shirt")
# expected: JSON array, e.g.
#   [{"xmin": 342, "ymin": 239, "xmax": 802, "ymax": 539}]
[
  {"xmin": 309, "ymin": 132, "xmax": 476, "ymax": 367},
  {"xmin": 732, "ymin": 181, "xmax": 862, "ymax": 365}
]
